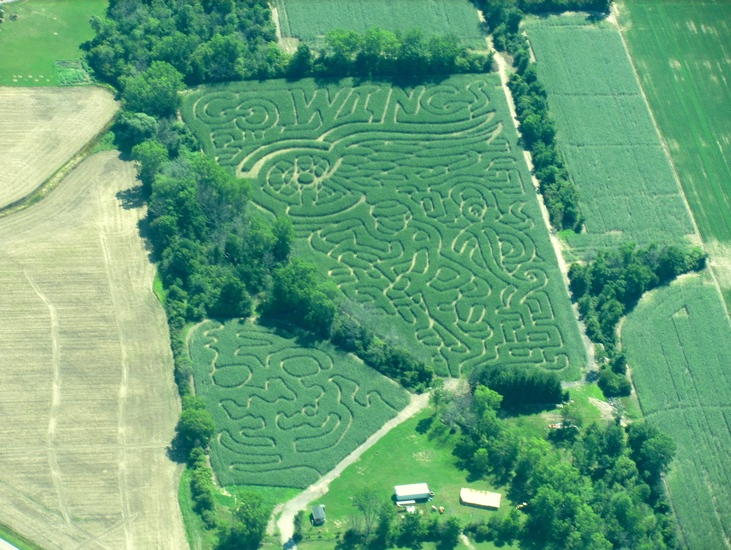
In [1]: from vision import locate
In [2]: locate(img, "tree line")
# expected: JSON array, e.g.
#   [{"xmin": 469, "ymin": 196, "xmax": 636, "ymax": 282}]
[
  {"xmin": 569, "ymin": 243, "xmax": 706, "ymax": 396},
  {"xmin": 473, "ymin": 0, "xmax": 605, "ymax": 231},
  {"xmin": 435, "ymin": 384, "xmax": 679, "ymax": 550},
  {"xmin": 287, "ymin": 28, "xmax": 491, "ymax": 79}
]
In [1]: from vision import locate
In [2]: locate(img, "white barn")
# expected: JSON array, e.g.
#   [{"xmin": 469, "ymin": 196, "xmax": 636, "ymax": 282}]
[{"xmin": 394, "ymin": 483, "xmax": 432, "ymax": 502}]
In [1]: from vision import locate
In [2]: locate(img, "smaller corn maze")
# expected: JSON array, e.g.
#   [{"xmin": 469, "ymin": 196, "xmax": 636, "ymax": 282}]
[{"xmin": 190, "ymin": 320, "xmax": 410, "ymax": 488}]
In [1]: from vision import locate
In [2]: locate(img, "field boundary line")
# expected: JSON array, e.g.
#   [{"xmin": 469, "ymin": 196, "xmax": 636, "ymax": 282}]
[
  {"xmin": 0, "ymin": 112, "xmax": 116, "ymax": 220},
  {"xmin": 612, "ymin": 3, "xmax": 731, "ymax": 324}
]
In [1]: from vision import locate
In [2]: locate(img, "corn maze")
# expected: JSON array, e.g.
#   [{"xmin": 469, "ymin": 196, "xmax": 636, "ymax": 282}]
[
  {"xmin": 183, "ymin": 75, "xmax": 585, "ymax": 378},
  {"xmin": 190, "ymin": 320, "xmax": 410, "ymax": 488}
]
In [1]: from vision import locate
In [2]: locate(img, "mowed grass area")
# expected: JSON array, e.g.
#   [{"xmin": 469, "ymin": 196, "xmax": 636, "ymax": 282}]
[
  {"xmin": 525, "ymin": 15, "xmax": 696, "ymax": 254},
  {"xmin": 623, "ymin": 274, "xmax": 731, "ymax": 549},
  {"xmin": 183, "ymin": 76, "xmax": 586, "ymax": 379},
  {"xmin": 274, "ymin": 0, "xmax": 485, "ymax": 49},
  {"xmin": 190, "ymin": 320, "xmax": 410, "ymax": 488},
  {"xmin": 620, "ymin": 1, "xmax": 731, "ymax": 307},
  {"xmin": 0, "ymin": 0, "xmax": 107, "ymax": 86},
  {"xmin": 306, "ymin": 409, "xmax": 517, "ymax": 550}
]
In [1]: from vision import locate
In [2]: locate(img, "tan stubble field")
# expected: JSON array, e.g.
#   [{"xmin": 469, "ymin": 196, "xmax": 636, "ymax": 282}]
[
  {"xmin": 0, "ymin": 152, "xmax": 188, "ymax": 549},
  {"xmin": 0, "ymin": 87, "xmax": 118, "ymax": 209}
]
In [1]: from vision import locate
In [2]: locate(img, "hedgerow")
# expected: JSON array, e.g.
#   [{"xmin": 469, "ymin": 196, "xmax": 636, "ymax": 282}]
[
  {"xmin": 183, "ymin": 76, "xmax": 586, "ymax": 378},
  {"xmin": 190, "ymin": 319, "xmax": 410, "ymax": 488}
]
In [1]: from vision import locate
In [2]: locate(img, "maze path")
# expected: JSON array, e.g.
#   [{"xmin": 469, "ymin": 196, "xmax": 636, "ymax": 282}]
[
  {"xmin": 185, "ymin": 76, "xmax": 585, "ymax": 377},
  {"xmin": 190, "ymin": 320, "xmax": 409, "ymax": 488}
]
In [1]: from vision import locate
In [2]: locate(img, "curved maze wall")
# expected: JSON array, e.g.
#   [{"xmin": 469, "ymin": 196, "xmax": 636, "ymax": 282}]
[
  {"xmin": 190, "ymin": 320, "xmax": 409, "ymax": 488},
  {"xmin": 185, "ymin": 75, "xmax": 584, "ymax": 378}
]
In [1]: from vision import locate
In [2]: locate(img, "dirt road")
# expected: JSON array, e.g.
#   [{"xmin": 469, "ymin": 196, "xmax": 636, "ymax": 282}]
[{"xmin": 274, "ymin": 391, "xmax": 431, "ymax": 548}]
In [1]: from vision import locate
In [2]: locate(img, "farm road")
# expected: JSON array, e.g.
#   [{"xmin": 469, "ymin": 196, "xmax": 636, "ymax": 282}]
[{"xmin": 274, "ymin": 389, "xmax": 434, "ymax": 548}]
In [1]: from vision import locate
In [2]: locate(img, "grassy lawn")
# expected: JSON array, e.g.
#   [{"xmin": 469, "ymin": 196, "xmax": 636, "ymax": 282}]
[
  {"xmin": 305, "ymin": 409, "xmax": 518, "ymax": 549},
  {"xmin": 0, "ymin": 0, "xmax": 107, "ymax": 86}
]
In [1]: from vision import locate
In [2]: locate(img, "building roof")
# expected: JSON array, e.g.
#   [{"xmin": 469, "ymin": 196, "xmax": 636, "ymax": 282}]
[
  {"xmin": 460, "ymin": 488, "xmax": 501, "ymax": 509},
  {"xmin": 311, "ymin": 505, "xmax": 326, "ymax": 521},
  {"xmin": 394, "ymin": 483, "xmax": 431, "ymax": 499}
]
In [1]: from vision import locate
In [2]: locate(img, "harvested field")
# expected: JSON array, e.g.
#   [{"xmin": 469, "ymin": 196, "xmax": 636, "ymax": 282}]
[
  {"xmin": 190, "ymin": 320, "xmax": 410, "ymax": 488},
  {"xmin": 0, "ymin": 87, "xmax": 117, "ymax": 209},
  {"xmin": 183, "ymin": 76, "xmax": 586, "ymax": 379},
  {"xmin": 0, "ymin": 152, "xmax": 187, "ymax": 549}
]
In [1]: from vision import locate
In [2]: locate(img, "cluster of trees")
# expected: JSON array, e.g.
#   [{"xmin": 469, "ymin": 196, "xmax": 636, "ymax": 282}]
[
  {"xmin": 518, "ymin": 0, "xmax": 611, "ymax": 12},
  {"xmin": 437, "ymin": 384, "xmax": 679, "ymax": 549},
  {"xmin": 334, "ymin": 487, "xmax": 462, "ymax": 550},
  {"xmin": 508, "ymin": 66, "xmax": 583, "ymax": 230},
  {"xmin": 469, "ymin": 363, "xmax": 564, "ymax": 409},
  {"xmin": 332, "ymin": 307, "xmax": 434, "ymax": 392},
  {"xmin": 216, "ymin": 492, "xmax": 271, "ymax": 550},
  {"xmin": 476, "ymin": 1, "xmax": 583, "ymax": 231},
  {"xmin": 287, "ymin": 28, "xmax": 491, "ymax": 79},
  {"xmin": 569, "ymin": 243, "xmax": 706, "ymax": 396},
  {"xmin": 262, "ymin": 261, "xmax": 434, "ymax": 391},
  {"xmin": 84, "ymin": 0, "xmax": 283, "ymax": 88}
]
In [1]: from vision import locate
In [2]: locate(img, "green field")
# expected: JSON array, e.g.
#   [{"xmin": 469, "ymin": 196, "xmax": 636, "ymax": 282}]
[
  {"xmin": 183, "ymin": 76, "xmax": 586, "ymax": 379},
  {"xmin": 274, "ymin": 0, "xmax": 485, "ymax": 49},
  {"xmin": 623, "ymin": 274, "xmax": 731, "ymax": 549},
  {"xmin": 525, "ymin": 15, "xmax": 696, "ymax": 253},
  {"xmin": 0, "ymin": 0, "xmax": 106, "ymax": 86},
  {"xmin": 183, "ymin": 75, "xmax": 586, "ymax": 378},
  {"xmin": 189, "ymin": 320, "xmax": 410, "ymax": 488},
  {"xmin": 620, "ymin": 1, "xmax": 731, "ymax": 306},
  {"xmin": 308, "ymin": 409, "xmax": 517, "ymax": 550}
]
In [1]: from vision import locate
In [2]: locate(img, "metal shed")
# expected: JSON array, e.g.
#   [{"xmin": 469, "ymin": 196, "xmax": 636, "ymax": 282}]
[
  {"xmin": 394, "ymin": 483, "xmax": 432, "ymax": 501},
  {"xmin": 311, "ymin": 504, "xmax": 326, "ymax": 525}
]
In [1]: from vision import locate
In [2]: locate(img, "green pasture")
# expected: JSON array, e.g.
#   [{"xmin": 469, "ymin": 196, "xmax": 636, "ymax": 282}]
[
  {"xmin": 524, "ymin": 15, "xmax": 696, "ymax": 254},
  {"xmin": 183, "ymin": 75, "xmax": 586, "ymax": 379},
  {"xmin": 623, "ymin": 274, "xmax": 731, "ymax": 549},
  {"xmin": 273, "ymin": 0, "xmax": 485, "ymax": 50},
  {"xmin": 307, "ymin": 409, "xmax": 518, "ymax": 550},
  {"xmin": 620, "ymin": 0, "xmax": 731, "ymax": 306},
  {"xmin": 0, "ymin": 0, "xmax": 106, "ymax": 86},
  {"xmin": 189, "ymin": 320, "xmax": 409, "ymax": 488}
]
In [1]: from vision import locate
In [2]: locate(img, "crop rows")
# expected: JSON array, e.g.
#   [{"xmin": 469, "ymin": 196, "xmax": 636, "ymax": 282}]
[
  {"xmin": 274, "ymin": 0, "xmax": 485, "ymax": 49},
  {"xmin": 621, "ymin": 1, "xmax": 731, "ymax": 310},
  {"xmin": 184, "ymin": 76, "xmax": 586, "ymax": 378},
  {"xmin": 623, "ymin": 277, "xmax": 731, "ymax": 549},
  {"xmin": 525, "ymin": 16, "xmax": 696, "ymax": 253},
  {"xmin": 190, "ymin": 320, "xmax": 409, "ymax": 488}
]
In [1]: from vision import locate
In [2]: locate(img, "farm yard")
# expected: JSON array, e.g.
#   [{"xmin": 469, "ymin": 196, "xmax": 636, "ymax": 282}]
[
  {"xmin": 190, "ymin": 320, "xmax": 410, "ymax": 489},
  {"xmin": 183, "ymin": 75, "xmax": 586, "ymax": 379},
  {"xmin": 524, "ymin": 15, "xmax": 697, "ymax": 254},
  {"xmin": 619, "ymin": 1, "xmax": 731, "ymax": 307},
  {"xmin": 273, "ymin": 0, "xmax": 485, "ymax": 50},
  {"xmin": 0, "ymin": 0, "xmax": 106, "ymax": 86},
  {"xmin": 0, "ymin": 87, "xmax": 117, "ymax": 209},
  {"xmin": 0, "ymin": 152, "xmax": 186, "ymax": 549},
  {"xmin": 309, "ymin": 409, "xmax": 515, "ymax": 545},
  {"xmin": 622, "ymin": 275, "xmax": 731, "ymax": 549}
]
